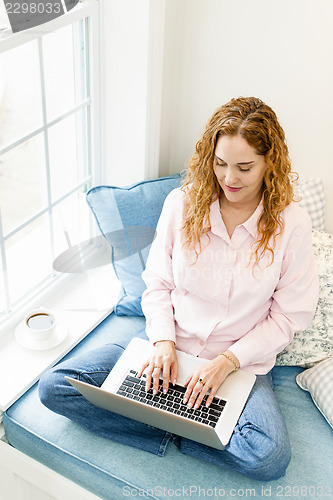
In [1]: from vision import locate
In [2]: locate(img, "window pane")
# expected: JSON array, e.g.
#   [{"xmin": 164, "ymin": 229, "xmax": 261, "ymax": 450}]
[
  {"xmin": 42, "ymin": 22, "xmax": 87, "ymax": 121},
  {"xmin": 0, "ymin": 12, "xmax": 94, "ymax": 318},
  {"xmin": 0, "ymin": 2, "xmax": 9, "ymax": 30},
  {"xmin": 0, "ymin": 249, "xmax": 6, "ymax": 314},
  {"xmin": 0, "ymin": 135, "xmax": 47, "ymax": 235},
  {"xmin": 52, "ymin": 190, "xmax": 94, "ymax": 272},
  {"xmin": 6, "ymin": 215, "xmax": 52, "ymax": 303},
  {"xmin": 48, "ymin": 110, "xmax": 88, "ymax": 201},
  {"xmin": 0, "ymin": 40, "xmax": 43, "ymax": 146}
]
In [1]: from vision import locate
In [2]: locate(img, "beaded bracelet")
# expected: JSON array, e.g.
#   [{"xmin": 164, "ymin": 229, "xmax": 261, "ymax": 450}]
[{"xmin": 219, "ymin": 352, "xmax": 239, "ymax": 371}]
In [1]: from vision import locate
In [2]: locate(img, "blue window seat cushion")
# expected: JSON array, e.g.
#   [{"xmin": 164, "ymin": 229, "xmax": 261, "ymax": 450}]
[
  {"xmin": 3, "ymin": 312, "xmax": 333, "ymax": 499},
  {"xmin": 86, "ymin": 174, "xmax": 181, "ymax": 317}
]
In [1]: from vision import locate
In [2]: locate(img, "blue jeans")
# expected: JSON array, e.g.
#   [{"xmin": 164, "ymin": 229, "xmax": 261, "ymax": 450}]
[{"xmin": 39, "ymin": 342, "xmax": 291, "ymax": 481}]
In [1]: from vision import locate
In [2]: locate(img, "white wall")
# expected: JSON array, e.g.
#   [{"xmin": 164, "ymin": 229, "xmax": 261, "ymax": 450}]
[
  {"xmin": 159, "ymin": 0, "xmax": 333, "ymax": 231},
  {"xmin": 100, "ymin": 0, "xmax": 166, "ymax": 185},
  {"xmin": 99, "ymin": 0, "xmax": 150, "ymax": 186}
]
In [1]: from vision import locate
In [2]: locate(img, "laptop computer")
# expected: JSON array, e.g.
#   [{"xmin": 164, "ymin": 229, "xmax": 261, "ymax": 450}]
[{"xmin": 66, "ymin": 337, "xmax": 256, "ymax": 450}]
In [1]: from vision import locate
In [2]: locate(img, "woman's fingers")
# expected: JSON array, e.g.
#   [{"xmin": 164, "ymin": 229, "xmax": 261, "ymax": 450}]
[
  {"xmin": 137, "ymin": 359, "xmax": 149, "ymax": 379},
  {"xmin": 152, "ymin": 362, "xmax": 163, "ymax": 395},
  {"xmin": 183, "ymin": 376, "xmax": 200, "ymax": 404},
  {"xmin": 144, "ymin": 359, "xmax": 158, "ymax": 392},
  {"xmin": 151, "ymin": 358, "xmax": 177, "ymax": 394},
  {"xmin": 183, "ymin": 356, "xmax": 233, "ymax": 408},
  {"xmin": 161, "ymin": 360, "xmax": 172, "ymax": 394},
  {"xmin": 170, "ymin": 363, "xmax": 178, "ymax": 387},
  {"xmin": 141, "ymin": 353, "xmax": 233, "ymax": 409},
  {"xmin": 141, "ymin": 349, "xmax": 178, "ymax": 394},
  {"xmin": 204, "ymin": 386, "xmax": 218, "ymax": 408}
]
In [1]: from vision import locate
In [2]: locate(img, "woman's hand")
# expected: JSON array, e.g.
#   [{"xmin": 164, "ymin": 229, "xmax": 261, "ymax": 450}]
[
  {"xmin": 183, "ymin": 351, "xmax": 239, "ymax": 409},
  {"xmin": 138, "ymin": 340, "xmax": 178, "ymax": 395}
]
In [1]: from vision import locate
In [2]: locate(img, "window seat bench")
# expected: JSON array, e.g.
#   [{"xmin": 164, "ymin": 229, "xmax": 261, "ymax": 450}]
[{"xmin": 3, "ymin": 311, "xmax": 332, "ymax": 499}]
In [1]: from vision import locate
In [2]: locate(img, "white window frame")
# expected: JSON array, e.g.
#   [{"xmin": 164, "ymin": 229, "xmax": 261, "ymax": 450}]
[{"xmin": 0, "ymin": 0, "xmax": 102, "ymax": 326}]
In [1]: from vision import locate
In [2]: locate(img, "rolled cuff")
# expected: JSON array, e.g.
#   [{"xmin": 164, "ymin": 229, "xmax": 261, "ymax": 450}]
[{"xmin": 145, "ymin": 317, "xmax": 176, "ymax": 346}]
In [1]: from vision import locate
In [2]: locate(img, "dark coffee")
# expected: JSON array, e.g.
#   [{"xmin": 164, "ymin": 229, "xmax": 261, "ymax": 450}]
[{"xmin": 27, "ymin": 313, "xmax": 55, "ymax": 331}]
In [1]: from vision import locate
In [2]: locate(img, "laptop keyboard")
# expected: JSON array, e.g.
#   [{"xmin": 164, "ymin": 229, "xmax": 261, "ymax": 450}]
[{"xmin": 116, "ymin": 370, "xmax": 227, "ymax": 428}]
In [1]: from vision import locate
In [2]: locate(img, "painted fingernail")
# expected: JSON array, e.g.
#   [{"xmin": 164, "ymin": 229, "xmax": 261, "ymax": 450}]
[
  {"xmin": 183, "ymin": 397, "xmax": 187, "ymax": 404},
  {"xmin": 188, "ymin": 402, "xmax": 192, "ymax": 409},
  {"xmin": 194, "ymin": 403, "xmax": 199, "ymax": 410},
  {"xmin": 163, "ymin": 388, "xmax": 167, "ymax": 394},
  {"xmin": 153, "ymin": 389, "xmax": 157, "ymax": 395}
]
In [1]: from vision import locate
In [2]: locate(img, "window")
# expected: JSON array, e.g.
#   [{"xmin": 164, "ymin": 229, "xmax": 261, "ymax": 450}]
[{"xmin": 0, "ymin": 1, "xmax": 101, "ymax": 321}]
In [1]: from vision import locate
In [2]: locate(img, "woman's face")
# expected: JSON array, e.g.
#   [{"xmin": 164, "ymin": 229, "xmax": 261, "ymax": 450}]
[{"xmin": 213, "ymin": 134, "xmax": 268, "ymax": 208}]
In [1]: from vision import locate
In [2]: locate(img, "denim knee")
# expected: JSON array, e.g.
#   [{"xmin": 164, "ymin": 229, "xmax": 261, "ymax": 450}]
[
  {"xmin": 39, "ymin": 343, "xmax": 124, "ymax": 413},
  {"xmin": 38, "ymin": 367, "xmax": 69, "ymax": 413},
  {"xmin": 244, "ymin": 433, "xmax": 292, "ymax": 481}
]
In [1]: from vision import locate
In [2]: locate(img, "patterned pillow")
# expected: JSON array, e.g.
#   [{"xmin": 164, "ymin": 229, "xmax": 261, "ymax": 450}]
[
  {"xmin": 276, "ymin": 229, "xmax": 333, "ymax": 367},
  {"xmin": 295, "ymin": 178, "xmax": 325, "ymax": 230},
  {"xmin": 296, "ymin": 357, "xmax": 333, "ymax": 429}
]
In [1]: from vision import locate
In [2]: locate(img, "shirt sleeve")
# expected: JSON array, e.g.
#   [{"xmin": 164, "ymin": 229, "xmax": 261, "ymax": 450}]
[
  {"xmin": 228, "ymin": 213, "xmax": 319, "ymax": 372},
  {"xmin": 141, "ymin": 189, "xmax": 180, "ymax": 345}
]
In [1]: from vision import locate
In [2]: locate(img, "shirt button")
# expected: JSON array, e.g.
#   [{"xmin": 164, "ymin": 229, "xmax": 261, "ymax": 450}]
[{"xmin": 199, "ymin": 340, "xmax": 205, "ymax": 346}]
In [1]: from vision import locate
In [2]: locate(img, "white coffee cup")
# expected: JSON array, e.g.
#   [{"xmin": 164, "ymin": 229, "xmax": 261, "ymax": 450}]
[{"xmin": 24, "ymin": 308, "xmax": 57, "ymax": 341}]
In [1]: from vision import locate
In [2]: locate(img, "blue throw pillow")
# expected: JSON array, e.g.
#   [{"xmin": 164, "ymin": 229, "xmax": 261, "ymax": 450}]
[{"xmin": 86, "ymin": 174, "xmax": 181, "ymax": 316}]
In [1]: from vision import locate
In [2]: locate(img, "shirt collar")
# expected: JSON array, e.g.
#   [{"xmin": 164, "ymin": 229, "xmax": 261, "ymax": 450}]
[
  {"xmin": 209, "ymin": 196, "xmax": 263, "ymax": 240},
  {"xmin": 241, "ymin": 200, "xmax": 263, "ymax": 239}
]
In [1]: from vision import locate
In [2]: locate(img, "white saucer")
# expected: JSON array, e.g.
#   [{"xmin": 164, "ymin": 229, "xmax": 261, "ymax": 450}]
[{"xmin": 15, "ymin": 320, "xmax": 68, "ymax": 351}]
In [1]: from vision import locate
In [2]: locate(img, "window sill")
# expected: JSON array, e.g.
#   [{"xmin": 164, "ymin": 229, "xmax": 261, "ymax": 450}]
[{"xmin": 0, "ymin": 263, "xmax": 121, "ymax": 412}]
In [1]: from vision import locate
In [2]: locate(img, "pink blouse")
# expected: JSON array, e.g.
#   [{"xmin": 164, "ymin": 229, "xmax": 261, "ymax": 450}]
[{"xmin": 141, "ymin": 188, "xmax": 319, "ymax": 374}]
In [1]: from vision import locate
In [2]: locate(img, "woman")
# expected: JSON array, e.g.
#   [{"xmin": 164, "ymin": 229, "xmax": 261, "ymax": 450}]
[{"xmin": 39, "ymin": 97, "xmax": 318, "ymax": 481}]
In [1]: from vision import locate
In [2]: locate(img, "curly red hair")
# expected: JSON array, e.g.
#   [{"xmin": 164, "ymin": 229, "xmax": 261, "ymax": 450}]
[{"xmin": 181, "ymin": 96, "xmax": 298, "ymax": 268}]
